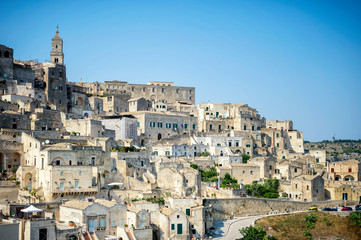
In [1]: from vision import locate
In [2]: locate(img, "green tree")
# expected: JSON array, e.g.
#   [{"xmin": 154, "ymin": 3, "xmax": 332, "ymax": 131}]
[
  {"xmin": 239, "ymin": 225, "xmax": 277, "ymax": 240},
  {"xmin": 242, "ymin": 154, "xmax": 250, "ymax": 163},
  {"xmin": 190, "ymin": 164, "xmax": 198, "ymax": 170}
]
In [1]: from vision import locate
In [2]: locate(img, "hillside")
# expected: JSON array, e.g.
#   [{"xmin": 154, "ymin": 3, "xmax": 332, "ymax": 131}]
[
  {"xmin": 255, "ymin": 212, "xmax": 361, "ymax": 240},
  {"xmin": 304, "ymin": 140, "xmax": 361, "ymax": 159}
]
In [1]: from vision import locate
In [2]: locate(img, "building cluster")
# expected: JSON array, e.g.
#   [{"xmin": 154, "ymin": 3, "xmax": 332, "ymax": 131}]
[{"xmin": 0, "ymin": 29, "xmax": 360, "ymax": 240}]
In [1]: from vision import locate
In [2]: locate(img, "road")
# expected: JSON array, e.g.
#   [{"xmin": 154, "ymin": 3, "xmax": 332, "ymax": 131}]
[{"xmin": 211, "ymin": 212, "xmax": 304, "ymax": 240}]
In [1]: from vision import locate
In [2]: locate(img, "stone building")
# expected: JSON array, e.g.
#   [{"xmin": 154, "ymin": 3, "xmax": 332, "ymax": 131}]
[
  {"xmin": 262, "ymin": 120, "xmax": 304, "ymax": 155},
  {"xmin": 197, "ymin": 103, "xmax": 266, "ymax": 133},
  {"xmin": 282, "ymin": 175, "xmax": 325, "ymax": 202},
  {"xmin": 121, "ymin": 111, "xmax": 197, "ymax": 144},
  {"xmin": 17, "ymin": 133, "xmax": 111, "ymax": 202},
  {"xmin": 60, "ymin": 199, "xmax": 127, "ymax": 236},
  {"xmin": 99, "ymin": 115, "xmax": 138, "ymax": 140},
  {"xmin": 327, "ymin": 159, "xmax": 361, "ymax": 181},
  {"xmin": 157, "ymin": 167, "xmax": 201, "ymax": 197},
  {"xmin": 152, "ymin": 208, "xmax": 190, "ymax": 240},
  {"xmin": 0, "ymin": 140, "xmax": 23, "ymax": 171},
  {"xmin": 309, "ymin": 149, "xmax": 327, "ymax": 166}
]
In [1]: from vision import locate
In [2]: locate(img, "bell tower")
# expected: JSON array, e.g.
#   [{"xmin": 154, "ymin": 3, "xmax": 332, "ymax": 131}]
[{"xmin": 50, "ymin": 26, "xmax": 64, "ymax": 65}]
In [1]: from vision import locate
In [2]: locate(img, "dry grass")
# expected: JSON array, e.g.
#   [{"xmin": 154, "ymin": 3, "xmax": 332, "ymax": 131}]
[{"xmin": 256, "ymin": 212, "xmax": 361, "ymax": 240}]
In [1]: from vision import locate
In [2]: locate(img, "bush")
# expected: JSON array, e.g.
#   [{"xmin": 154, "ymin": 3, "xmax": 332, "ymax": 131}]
[
  {"xmin": 305, "ymin": 213, "xmax": 317, "ymax": 229},
  {"xmin": 263, "ymin": 192, "xmax": 279, "ymax": 198},
  {"xmin": 190, "ymin": 164, "xmax": 198, "ymax": 170},
  {"xmin": 349, "ymin": 212, "xmax": 361, "ymax": 227},
  {"xmin": 239, "ymin": 225, "xmax": 277, "ymax": 240},
  {"xmin": 242, "ymin": 154, "xmax": 250, "ymax": 163}
]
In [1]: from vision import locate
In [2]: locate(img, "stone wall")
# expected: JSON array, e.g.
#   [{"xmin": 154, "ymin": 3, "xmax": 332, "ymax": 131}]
[
  {"xmin": 0, "ymin": 187, "xmax": 19, "ymax": 202},
  {"xmin": 203, "ymin": 198, "xmax": 353, "ymax": 221}
]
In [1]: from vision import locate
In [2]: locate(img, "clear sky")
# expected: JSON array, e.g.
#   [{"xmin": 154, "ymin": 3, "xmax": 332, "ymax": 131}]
[{"xmin": 1, "ymin": 0, "xmax": 360, "ymax": 141}]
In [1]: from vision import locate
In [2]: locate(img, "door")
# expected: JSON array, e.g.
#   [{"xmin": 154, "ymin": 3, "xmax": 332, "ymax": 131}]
[
  {"xmin": 343, "ymin": 193, "xmax": 348, "ymax": 200},
  {"xmin": 89, "ymin": 219, "xmax": 95, "ymax": 232},
  {"xmin": 177, "ymin": 223, "xmax": 182, "ymax": 235},
  {"xmin": 39, "ymin": 228, "xmax": 47, "ymax": 240}
]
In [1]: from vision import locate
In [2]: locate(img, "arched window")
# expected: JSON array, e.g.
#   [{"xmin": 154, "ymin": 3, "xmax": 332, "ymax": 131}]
[
  {"xmin": 4, "ymin": 51, "xmax": 9, "ymax": 58},
  {"xmin": 56, "ymin": 45, "xmax": 58, "ymax": 49},
  {"xmin": 55, "ymin": 58, "xmax": 58, "ymax": 63}
]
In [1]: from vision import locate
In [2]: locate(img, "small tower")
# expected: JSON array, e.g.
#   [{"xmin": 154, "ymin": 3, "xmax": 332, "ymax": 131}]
[{"xmin": 50, "ymin": 26, "xmax": 64, "ymax": 65}]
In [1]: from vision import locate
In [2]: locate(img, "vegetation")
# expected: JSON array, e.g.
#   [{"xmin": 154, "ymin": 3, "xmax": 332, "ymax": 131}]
[
  {"xmin": 190, "ymin": 164, "xmax": 198, "ymax": 170},
  {"xmin": 256, "ymin": 211, "xmax": 361, "ymax": 240},
  {"xmin": 239, "ymin": 225, "xmax": 277, "ymax": 240},
  {"xmin": 200, "ymin": 167, "xmax": 218, "ymax": 182},
  {"xmin": 244, "ymin": 179, "xmax": 279, "ymax": 198},
  {"xmin": 220, "ymin": 173, "xmax": 239, "ymax": 188},
  {"xmin": 242, "ymin": 154, "xmax": 250, "ymax": 163},
  {"xmin": 349, "ymin": 212, "xmax": 361, "ymax": 227},
  {"xmin": 200, "ymin": 151, "xmax": 210, "ymax": 157}
]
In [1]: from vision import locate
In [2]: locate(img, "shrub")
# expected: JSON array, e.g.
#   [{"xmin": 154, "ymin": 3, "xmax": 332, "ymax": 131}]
[
  {"xmin": 190, "ymin": 164, "xmax": 198, "ymax": 170},
  {"xmin": 305, "ymin": 213, "xmax": 317, "ymax": 229},
  {"xmin": 242, "ymin": 154, "xmax": 250, "ymax": 163},
  {"xmin": 349, "ymin": 212, "xmax": 361, "ymax": 227},
  {"xmin": 239, "ymin": 225, "xmax": 277, "ymax": 240}
]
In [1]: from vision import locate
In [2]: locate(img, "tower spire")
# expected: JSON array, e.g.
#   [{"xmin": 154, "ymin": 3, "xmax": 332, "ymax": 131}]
[{"xmin": 50, "ymin": 26, "xmax": 64, "ymax": 64}]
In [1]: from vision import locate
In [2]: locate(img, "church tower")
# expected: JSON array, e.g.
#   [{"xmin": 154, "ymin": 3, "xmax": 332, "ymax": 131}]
[{"xmin": 50, "ymin": 26, "xmax": 64, "ymax": 65}]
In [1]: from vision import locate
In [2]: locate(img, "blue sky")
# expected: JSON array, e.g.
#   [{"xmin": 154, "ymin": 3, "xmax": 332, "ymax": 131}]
[{"xmin": 1, "ymin": 0, "xmax": 360, "ymax": 141}]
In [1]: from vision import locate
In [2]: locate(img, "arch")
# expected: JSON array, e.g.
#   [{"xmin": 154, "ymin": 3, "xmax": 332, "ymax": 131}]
[
  {"xmin": 52, "ymin": 157, "xmax": 65, "ymax": 165},
  {"xmin": 157, "ymin": 133, "xmax": 162, "ymax": 140},
  {"xmin": 344, "ymin": 175, "xmax": 354, "ymax": 181},
  {"xmin": 24, "ymin": 172, "xmax": 33, "ymax": 190},
  {"xmin": 76, "ymin": 97, "xmax": 84, "ymax": 107},
  {"xmin": 84, "ymin": 112, "xmax": 89, "ymax": 118},
  {"xmin": 12, "ymin": 152, "xmax": 21, "ymax": 167},
  {"xmin": 4, "ymin": 51, "xmax": 9, "ymax": 58},
  {"xmin": 50, "ymin": 77, "xmax": 55, "ymax": 89},
  {"xmin": 334, "ymin": 175, "xmax": 341, "ymax": 181}
]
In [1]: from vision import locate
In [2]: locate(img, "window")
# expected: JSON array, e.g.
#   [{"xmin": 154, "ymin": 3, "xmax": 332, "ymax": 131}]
[
  {"xmin": 162, "ymin": 88, "xmax": 165, "ymax": 93},
  {"xmin": 228, "ymin": 142, "xmax": 232, "ymax": 147},
  {"xmin": 294, "ymin": 168, "xmax": 298, "ymax": 173},
  {"xmin": 137, "ymin": 122, "xmax": 140, "ymax": 127},
  {"xmin": 209, "ymin": 124, "xmax": 213, "ymax": 130},
  {"xmin": 252, "ymin": 126, "xmax": 254, "ymax": 131},
  {"xmin": 166, "ymin": 123, "xmax": 171, "ymax": 128},
  {"xmin": 150, "ymin": 122, "xmax": 155, "ymax": 127},
  {"xmin": 184, "ymin": 124, "xmax": 188, "ymax": 129},
  {"xmin": 165, "ymin": 151, "xmax": 170, "ymax": 156},
  {"xmin": 316, "ymin": 158, "xmax": 319, "ymax": 163},
  {"xmin": 112, "ymin": 221, "xmax": 116, "ymax": 227},
  {"xmin": 186, "ymin": 209, "xmax": 190, "ymax": 216},
  {"xmin": 244, "ymin": 125, "xmax": 246, "ymax": 130},
  {"xmin": 60, "ymin": 171, "xmax": 63, "ymax": 176},
  {"xmin": 192, "ymin": 124, "xmax": 196, "ymax": 130},
  {"xmin": 235, "ymin": 141, "xmax": 239, "ymax": 147},
  {"xmin": 154, "ymin": 151, "xmax": 158, "ymax": 155},
  {"xmin": 250, "ymin": 171, "xmax": 253, "ymax": 175},
  {"xmin": 276, "ymin": 133, "xmax": 279, "ymax": 138},
  {"xmin": 171, "ymin": 224, "xmax": 175, "ymax": 230},
  {"xmin": 157, "ymin": 122, "xmax": 163, "ymax": 128},
  {"xmin": 100, "ymin": 218, "xmax": 105, "ymax": 228},
  {"xmin": 173, "ymin": 123, "xmax": 178, "ymax": 130},
  {"xmin": 270, "ymin": 166, "xmax": 272, "ymax": 170},
  {"xmin": 331, "ymin": 168, "xmax": 334, "ymax": 173},
  {"xmin": 177, "ymin": 215, "xmax": 180, "ymax": 218},
  {"xmin": 277, "ymin": 143, "xmax": 279, "ymax": 148},
  {"xmin": 349, "ymin": 168, "xmax": 352, "ymax": 172},
  {"xmin": 295, "ymin": 184, "xmax": 298, "ymax": 189}
]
